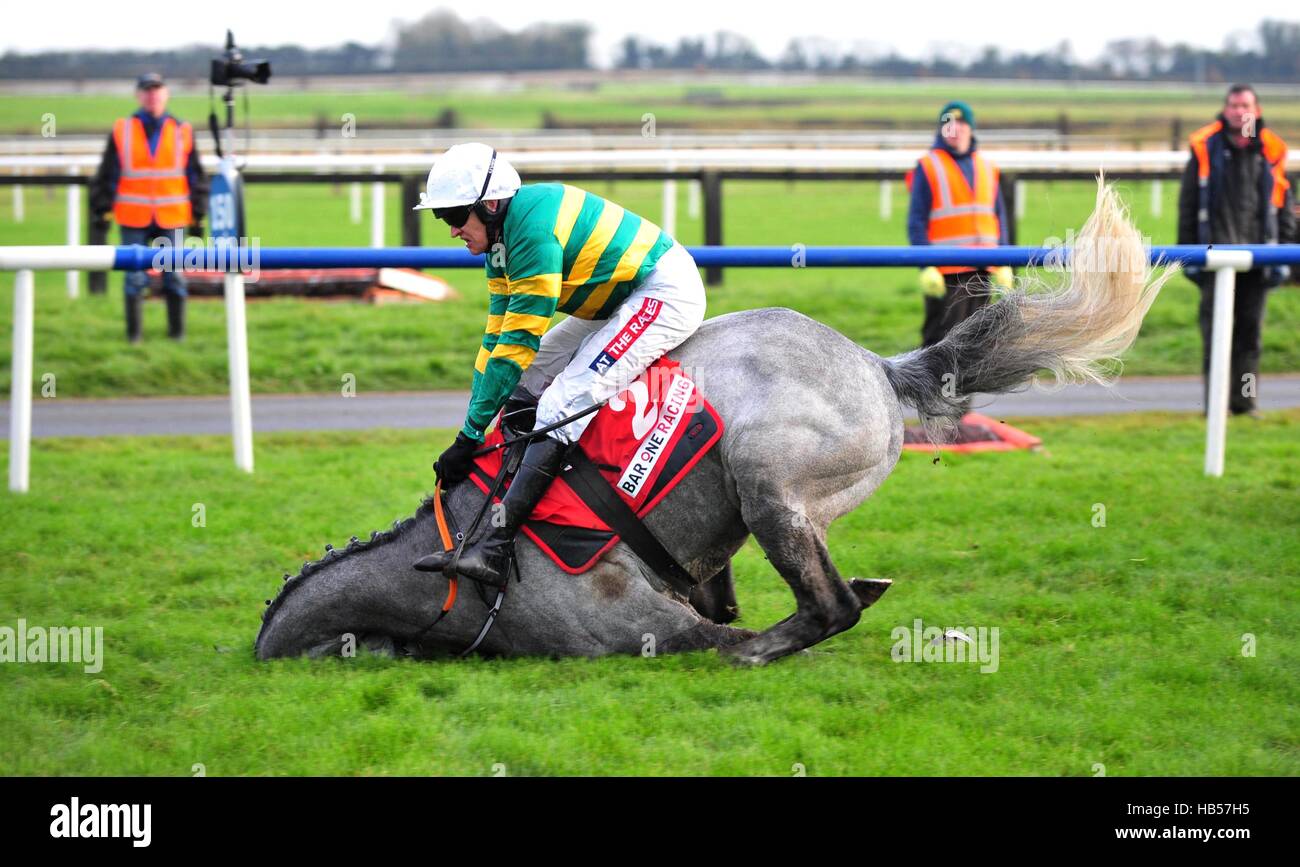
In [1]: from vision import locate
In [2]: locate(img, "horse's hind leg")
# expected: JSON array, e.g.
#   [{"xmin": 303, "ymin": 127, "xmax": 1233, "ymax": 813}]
[
  {"xmin": 690, "ymin": 561, "xmax": 740, "ymax": 624},
  {"xmin": 722, "ymin": 491, "xmax": 863, "ymax": 666}
]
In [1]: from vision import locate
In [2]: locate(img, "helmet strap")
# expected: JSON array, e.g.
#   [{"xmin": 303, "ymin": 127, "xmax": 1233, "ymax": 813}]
[
  {"xmin": 470, "ymin": 147, "xmax": 508, "ymax": 246},
  {"xmin": 478, "ymin": 196, "xmax": 511, "ymax": 248}
]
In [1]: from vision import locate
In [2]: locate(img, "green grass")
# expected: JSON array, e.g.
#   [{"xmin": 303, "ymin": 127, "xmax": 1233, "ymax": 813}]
[
  {"xmin": 1, "ymin": 79, "xmax": 1298, "ymax": 138},
  {"xmin": 3, "ymin": 177, "xmax": 1298, "ymax": 397},
  {"xmin": 1, "ymin": 410, "xmax": 1297, "ymax": 775}
]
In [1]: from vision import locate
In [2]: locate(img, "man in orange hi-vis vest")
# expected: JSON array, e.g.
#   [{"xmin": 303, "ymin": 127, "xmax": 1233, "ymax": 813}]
[
  {"xmin": 906, "ymin": 101, "xmax": 1012, "ymax": 348},
  {"xmin": 1178, "ymin": 84, "xmax": 1295, "ymax": 418},
  {"xmin": 91, "ymin": 73, "xmax": 208, "ymax": 343}
]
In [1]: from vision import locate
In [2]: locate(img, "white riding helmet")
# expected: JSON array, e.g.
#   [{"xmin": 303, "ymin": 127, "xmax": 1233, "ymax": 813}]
[{"xmin": 413, "ymin": 142, "xmax": 521, "ymax": 211}]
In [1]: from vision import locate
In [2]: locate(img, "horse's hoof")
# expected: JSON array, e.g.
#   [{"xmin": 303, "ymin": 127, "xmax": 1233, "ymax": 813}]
[{"xmin": 848, "ymin": 578, "xmax": 892, "ymax": 610}]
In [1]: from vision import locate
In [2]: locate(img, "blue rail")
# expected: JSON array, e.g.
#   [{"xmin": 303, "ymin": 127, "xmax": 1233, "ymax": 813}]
[{"xmin": 108, "ymin": 243, "xmax": 1300, "ymax": 271}]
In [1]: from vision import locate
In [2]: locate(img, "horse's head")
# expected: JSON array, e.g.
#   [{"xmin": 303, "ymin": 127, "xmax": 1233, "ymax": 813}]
[{"xmin": 254, "ymin": 495, "xmax": 471, "ymax": 660}]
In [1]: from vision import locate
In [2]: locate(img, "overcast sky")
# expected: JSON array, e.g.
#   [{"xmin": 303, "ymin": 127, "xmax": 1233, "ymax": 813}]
[{"xmin": 5, "ymin": 1, "xmax": 1296, "ymax": 65}]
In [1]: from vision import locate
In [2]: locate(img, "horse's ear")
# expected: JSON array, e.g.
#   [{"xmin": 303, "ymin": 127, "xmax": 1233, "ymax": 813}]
[{"xmin": 847, "ymin": 578, "xmax": 892, "ymax": 611}]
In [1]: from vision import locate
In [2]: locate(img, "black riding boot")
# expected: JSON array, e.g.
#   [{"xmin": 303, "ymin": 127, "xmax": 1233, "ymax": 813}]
[
  {"xmin": 165, "ymin": 293, "xmax": 185, "ymax": 340},
  {"xmin": 413, "ymin": 435, "xmax": 570, "ymax": 586},
  {"xmin": 124, "ymin": 293, "xmax": 143, "ymax": 343}
]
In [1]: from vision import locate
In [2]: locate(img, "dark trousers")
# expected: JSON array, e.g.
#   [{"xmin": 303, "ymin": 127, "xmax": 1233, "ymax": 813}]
[
  {"xmin": 921, "ymin": 270, "xmax": 993, "ymax": 348},
  {"xmin": 120, "ymin": 223, "xmax": 187, "ymax": 341},
  {"xmin": 120, "ymin": 224, "xmax": 187, "ymax": 298},
  {"xmin": 1197, "ymin": 270, "xmax": 1269, "ymax": 414}
]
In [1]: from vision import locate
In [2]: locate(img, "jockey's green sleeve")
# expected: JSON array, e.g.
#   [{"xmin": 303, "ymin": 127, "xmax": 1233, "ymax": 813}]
[{"xmin": 460, "ymin": 183, "xmax": 675, "ymax": 441}]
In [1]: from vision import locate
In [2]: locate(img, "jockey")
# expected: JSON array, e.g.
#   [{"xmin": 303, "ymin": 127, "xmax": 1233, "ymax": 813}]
[{"xmin": 412, "ymin": 143, "xmax": 707, "ymax": 587}]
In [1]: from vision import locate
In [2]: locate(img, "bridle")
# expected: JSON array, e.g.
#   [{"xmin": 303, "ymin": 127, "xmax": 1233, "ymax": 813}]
[
  {"xmin": 410, "ymin": 401, "xmax": 604, "ymax": 658},
  {"xmin": 410, "ymin": 460, "xmax": 513, "ymax": 659}
]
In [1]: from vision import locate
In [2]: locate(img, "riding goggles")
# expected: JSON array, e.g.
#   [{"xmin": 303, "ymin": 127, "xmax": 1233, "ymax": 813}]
[{"xmin": 432, "ymin": 204, "xmax": 474, "ymax": 229}]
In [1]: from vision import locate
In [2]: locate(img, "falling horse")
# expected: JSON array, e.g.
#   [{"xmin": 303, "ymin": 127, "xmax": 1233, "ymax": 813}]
[{"xmin": 256, "ymin": 183, "xmax": 1170, "ymax": 665}]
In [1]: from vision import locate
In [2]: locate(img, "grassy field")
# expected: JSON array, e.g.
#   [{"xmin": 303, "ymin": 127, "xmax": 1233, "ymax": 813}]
[
  {"xmin": 1, "ymin": 79, "xmax": 1298, "ymax": 139},
  {"xmin": 3, "ymin": 177, "xmax": 1298, "ymax": 398},
  {"xmin": 0, "ymin": 410, "xmax": 1296, "ymax": 775}
]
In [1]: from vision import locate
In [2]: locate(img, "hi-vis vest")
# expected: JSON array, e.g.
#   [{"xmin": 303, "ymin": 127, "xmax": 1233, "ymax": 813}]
[
  {"xmin": 1188, "ymin": 120, "xmax": 1289, "ymax": 245},
  {"xmin": 1190, "ymin": 118, "xmax": 1284, "ymax": 246},
  {"xmin": 916, "ymin": 149, "xmax": 1001, "ymax": 274},
  {"xmin": 111, "ymin": 116, "xmax": 193, "ymax": 229}
]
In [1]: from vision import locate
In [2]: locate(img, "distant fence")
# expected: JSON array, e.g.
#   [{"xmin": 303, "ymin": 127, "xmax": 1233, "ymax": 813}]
[
  {"xmin": 5, "ymin": 242, "xmax": 1299, "ymax": 495},
  {"xmin": 0, "ymin": 128, "xmax": 1082, "ymax": 155},
  {"xmin": 5, "ymin": 147, "xmax": 1298, "ymax": 288}
]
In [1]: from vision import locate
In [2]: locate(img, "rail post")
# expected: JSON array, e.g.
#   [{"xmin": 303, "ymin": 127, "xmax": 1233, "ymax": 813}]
[
  {"xmin": 1202, "ymin": 249, "xmax": 1253, "ymax": 477},
  {"xmin": 8, "ymin": 269, "xmax": 34, "ymax": 492},
  {"xmin": 701, "ymin": 171, "xmax": 723, "ymax": 286}
]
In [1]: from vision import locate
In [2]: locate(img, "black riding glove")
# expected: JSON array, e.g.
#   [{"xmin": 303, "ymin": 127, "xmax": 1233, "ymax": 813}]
[
  {"xmin": 434, "ymin": 432, "xmax": 481, "ymax": 486},
  {"xmin": 501, "ymin": 394, "xmax": 538, "ymax": 435}
]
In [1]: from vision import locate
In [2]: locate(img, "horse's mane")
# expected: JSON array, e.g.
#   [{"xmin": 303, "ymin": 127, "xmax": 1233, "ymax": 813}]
[{"xmin": 259, "ymin": 495, "xmax": 438, "ymax": 626}]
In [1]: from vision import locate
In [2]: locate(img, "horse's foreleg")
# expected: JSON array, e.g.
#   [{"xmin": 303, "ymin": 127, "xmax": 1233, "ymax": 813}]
[
  {"xmin": 657, "ymin": 619, "xmax": 756, "ymax": 654},
  {"xmin": 722, "ymin": 495, "xmax": 863, "ymax": 666},
  {"xmin": 689, "ymin": 561, "xmax": 740, "ymax": 624}
]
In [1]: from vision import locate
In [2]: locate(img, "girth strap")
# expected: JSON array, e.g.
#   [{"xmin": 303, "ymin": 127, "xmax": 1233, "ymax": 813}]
[{"xmin": 561, "ymin": 449, "xmax": 699, "ymax": 598}]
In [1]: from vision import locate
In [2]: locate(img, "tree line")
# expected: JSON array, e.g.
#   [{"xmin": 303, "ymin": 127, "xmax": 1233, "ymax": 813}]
[{"xmin": 2, "ymin": 12, "xmax": 1297, "ymax": 84}]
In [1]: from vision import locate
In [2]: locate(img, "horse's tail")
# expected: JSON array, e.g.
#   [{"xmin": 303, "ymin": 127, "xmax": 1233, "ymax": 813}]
[{"xmin": 881, "ymin": 179, "xmax": 1173, "ymax": 441}]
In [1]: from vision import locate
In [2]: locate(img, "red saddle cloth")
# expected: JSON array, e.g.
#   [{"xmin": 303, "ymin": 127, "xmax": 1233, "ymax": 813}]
[{"xmin": 469, "ymin": 358, "xmax": 724, "ymax": 574}]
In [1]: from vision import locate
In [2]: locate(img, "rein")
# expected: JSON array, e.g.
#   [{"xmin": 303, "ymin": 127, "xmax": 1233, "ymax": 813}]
[
  {"xmin": 470, "ymin": 402, "xmax": 603, "ymax": 456},
  {"xmin": 407, "ymin": 480, "xmax": 462, "ymax": 647},
  {"xmin": 411, "ymin": 436, "xmax": 519, "ymax": 657}
]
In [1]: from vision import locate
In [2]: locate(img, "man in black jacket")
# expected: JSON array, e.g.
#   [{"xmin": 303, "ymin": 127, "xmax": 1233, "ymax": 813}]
[
  {"xmin": 90, "ymin": 73, "xmax": 208, "ymax": 342},
  {"xmin": 1178, "ymin": 84, "xmax": 1295, "ymax": 417}
]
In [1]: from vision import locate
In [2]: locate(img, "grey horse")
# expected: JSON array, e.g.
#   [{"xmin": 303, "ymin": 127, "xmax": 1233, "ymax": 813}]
[{"xmin": 256, "ymin": 183, "xmax": 1169, "ymax": 665}]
